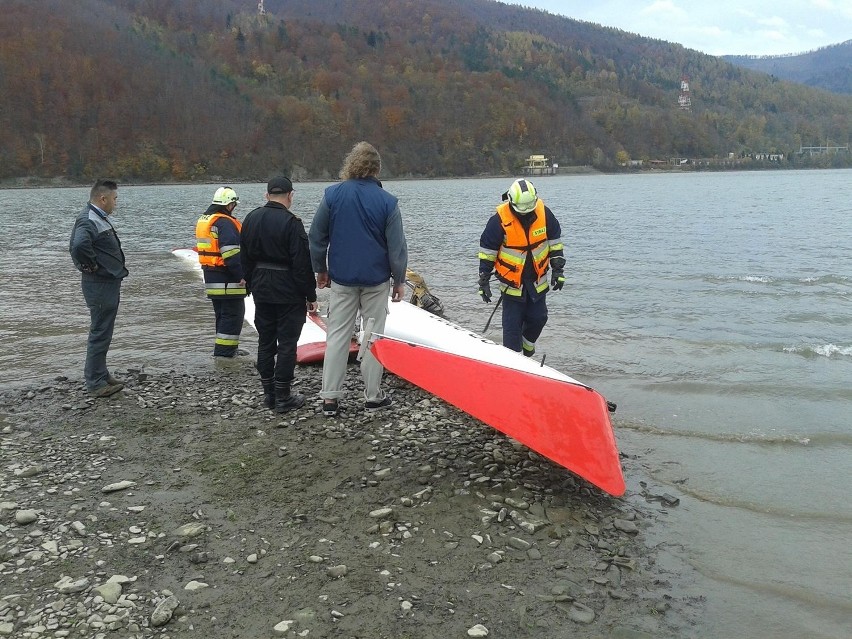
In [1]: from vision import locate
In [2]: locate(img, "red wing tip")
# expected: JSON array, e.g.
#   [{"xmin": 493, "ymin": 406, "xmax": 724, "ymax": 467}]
[
  {"xmin": 297, "ymin": 340, "xmax": 360, "ymax": 364},
  {"xmin": 600, "ymin": 479, "xmax": 626, "ymax": 497},
  {"xmin": 296, "ymin": 344, "xmax": 327, "ymax": 364}
]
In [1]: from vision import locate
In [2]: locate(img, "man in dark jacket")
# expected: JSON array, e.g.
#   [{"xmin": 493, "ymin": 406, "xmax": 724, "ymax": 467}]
[
  {"xmin": 241, "ymin": 177, "xmax": 318, "ymax": 412},
  {"xmin": 309, "ymin": 141, "xmax": 408, "ymax": 417},
  {"xmin": 195, "ymin": 187, "xmax": 246, "ymax": 358},
  {"xmin": 69, "ymin": 179, "xmax": 129, "ymax": 397}
]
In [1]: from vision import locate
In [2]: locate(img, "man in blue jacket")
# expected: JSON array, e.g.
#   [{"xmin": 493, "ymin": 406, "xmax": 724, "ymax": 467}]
[
  {"xmin": 309, "ymin": 141, "xmax": 408, "ymax": 417},
  {"xmin": 69, "ymin": 179, "xmax": 129, "ymax": 397}
]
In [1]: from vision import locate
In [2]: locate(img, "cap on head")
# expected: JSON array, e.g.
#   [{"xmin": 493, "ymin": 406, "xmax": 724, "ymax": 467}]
[
  {"xmin": 503, "ymin": 179, "xmax": 538, "ymax": 214},
  {"xmin": 267, "ymin": 176, "xmax": 293, "ymax": 195},
  {"xmin": 212, "ymin": 186, "xmax": 239, "ymax": 206}
]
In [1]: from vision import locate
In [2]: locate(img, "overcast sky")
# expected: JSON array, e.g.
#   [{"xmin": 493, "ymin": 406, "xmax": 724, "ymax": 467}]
[{"xmin": 503, "ymin": 0, "xmax": 852, "ymax": 56}]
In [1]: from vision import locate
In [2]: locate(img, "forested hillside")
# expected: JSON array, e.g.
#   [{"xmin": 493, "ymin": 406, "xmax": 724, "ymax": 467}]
[
  {"xmin": 725, "ymin": 41, "xmax": 852, "ymax": 95},
  {"xmin": 1, "ymin": 0, "xmax": 850, "ymax": 181}
]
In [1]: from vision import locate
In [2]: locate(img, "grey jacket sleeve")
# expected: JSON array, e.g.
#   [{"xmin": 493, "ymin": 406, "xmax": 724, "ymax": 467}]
[
  {"xmin": 70, "ymin": 218, "xmax": 98, "ymax": 271},
  {"xmin": 385, "ymin": 203, "xmax": 408, "ymax": 285}
]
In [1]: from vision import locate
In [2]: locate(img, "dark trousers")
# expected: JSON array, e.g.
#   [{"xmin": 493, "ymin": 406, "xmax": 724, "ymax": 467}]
[
  {"xmin": 254, "ymin": 302, "xmax": 306, "ymax": 383},
  {"xmin": 81, "ymin": 278, "xmax": 122, "ymax": 390},
  {"xmin": 501, "ymin": 293, "xmax": 548, "ymax": 353},
  {"xmin": 211, "ymin": 297, "xmax": 245, "ymax": 357}
]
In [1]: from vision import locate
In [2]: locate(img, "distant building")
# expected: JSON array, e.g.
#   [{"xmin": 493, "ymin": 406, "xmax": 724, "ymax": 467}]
[
  {"xmin": 678, "ymin": 76, "xmax": 691, "ymax": 111},
  {"xmin": 798, "ymin": 145, "xmax": 849, "ymax": 155},
  {"xmin": 523, "ymin": 154, "xmax": 555, "ymax": 176}
]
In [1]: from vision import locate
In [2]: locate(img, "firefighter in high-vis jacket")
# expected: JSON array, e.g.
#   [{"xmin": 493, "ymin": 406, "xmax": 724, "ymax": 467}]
[
  {"xmin": 477, "ymin": 178, "xmax": 565, "ymax": 356},
  {"xmin": 195, "ymin": 187, "xmax": 246, "ymax": 357}
]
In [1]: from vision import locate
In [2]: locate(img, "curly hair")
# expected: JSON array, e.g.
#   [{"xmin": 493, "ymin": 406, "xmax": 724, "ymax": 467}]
[{"xmin": 339, "ymin": 141, "xmax": 381, "ymax": 180}]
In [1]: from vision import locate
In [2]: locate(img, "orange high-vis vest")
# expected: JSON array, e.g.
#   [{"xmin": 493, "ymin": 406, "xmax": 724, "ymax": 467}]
[
  {"xmin": 195, "ymin": 213, "xmax": 242, "ymax": 268},
  {"xmin": 494, "ymin": 200, "xmax": 550, "ymax": 295}
]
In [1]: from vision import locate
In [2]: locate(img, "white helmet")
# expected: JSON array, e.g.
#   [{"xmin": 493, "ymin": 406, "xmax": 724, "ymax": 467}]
[
  {"xmin": 212, "ymin": 186, "xmax": 239, "ymax": 206},
  {"xmin": 504, "ymin": 179, "xmax": 538, "ymax": 214}
]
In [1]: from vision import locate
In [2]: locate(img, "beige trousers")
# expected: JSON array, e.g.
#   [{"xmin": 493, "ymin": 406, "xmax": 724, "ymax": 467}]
[{"xmin": 320, "ymin": 281, "xmax": 390, "ymax": 403}]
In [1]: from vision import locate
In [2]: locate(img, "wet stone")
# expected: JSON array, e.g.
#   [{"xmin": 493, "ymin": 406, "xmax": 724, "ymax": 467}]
[{"xmin": 614, "ymin": 519, "xmax": 639, "ymax": 534}]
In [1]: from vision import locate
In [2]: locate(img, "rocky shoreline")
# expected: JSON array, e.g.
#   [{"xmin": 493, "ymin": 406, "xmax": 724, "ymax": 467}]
[{"xmin": 1, "ymin": 360, "xmax": 700, "ymax": 638}]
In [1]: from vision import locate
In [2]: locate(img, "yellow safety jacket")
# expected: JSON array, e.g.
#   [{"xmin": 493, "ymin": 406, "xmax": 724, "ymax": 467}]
[
  {"xmin": 195, "ymin": 213, "xmax": 242, "ymax": 269},
  {"xmin": 493, "ymin": 200, "xmax": 550, "ymax": 296}
]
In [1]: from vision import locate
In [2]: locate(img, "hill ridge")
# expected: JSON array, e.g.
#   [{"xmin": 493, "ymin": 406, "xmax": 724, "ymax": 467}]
[{"xmin": 1, "ymin": 0, "xmax": 849, "ymax": 180}]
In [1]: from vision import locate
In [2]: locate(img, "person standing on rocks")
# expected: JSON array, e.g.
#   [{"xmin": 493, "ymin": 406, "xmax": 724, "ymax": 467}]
[
  {"xmin": 241, "ymin": 177, "xmax": 318, "ymax": 412},
  {"xmin": 308, "ymin": 141, "xmax": 408, "ymax": 417},
  {"xmin": 69, "ymin": 179, "xmax": 129, "ymax": 398},
  {"xmin": 195, "ymin": 186, "xmax": 247, "ymax": 358}
]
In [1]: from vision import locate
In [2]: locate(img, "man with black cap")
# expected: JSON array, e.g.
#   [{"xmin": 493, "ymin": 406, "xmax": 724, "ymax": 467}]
[{"xmin": 240, "ymin": 177, "xmax": 318, "ymax": 412}]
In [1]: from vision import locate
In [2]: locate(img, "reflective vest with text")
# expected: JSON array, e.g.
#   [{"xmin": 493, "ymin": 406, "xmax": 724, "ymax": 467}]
[
  {"xmin": 493, "ymin": 200, "xmax": 550, "ymax": 296},
  {"xmin": 195, "ymin": 213, "xmax": 242, "ymax": 268}
]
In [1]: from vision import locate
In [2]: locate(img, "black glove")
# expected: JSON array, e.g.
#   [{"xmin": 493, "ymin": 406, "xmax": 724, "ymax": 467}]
[
  {"xmin": 478, "ymin": 272, "xmax": 492, "ymax": 303},
  {"xmin": 551, "ymin": 269, "xmax": 565, "ymax": 291}
]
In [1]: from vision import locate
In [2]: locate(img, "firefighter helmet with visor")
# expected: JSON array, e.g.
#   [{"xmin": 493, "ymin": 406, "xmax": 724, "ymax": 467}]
[
  {"xmin": 504, "ymin": 179, "xmax": 538, "ymax": 214},
  {"xmin": 211, "ymin": 187, "xmax": 239, "ymax": 206}
]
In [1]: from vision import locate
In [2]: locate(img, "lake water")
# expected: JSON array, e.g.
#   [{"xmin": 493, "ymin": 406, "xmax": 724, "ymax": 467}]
[{"xmin": 2, "ymin": 170, "xmax": 850, "ymax": 638}]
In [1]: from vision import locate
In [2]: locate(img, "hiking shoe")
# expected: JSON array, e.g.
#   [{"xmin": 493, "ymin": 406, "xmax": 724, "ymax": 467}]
[
  {"xmin": 90, "ymin": 383, "xmax": 124, "ymax": 398},
  {"xmin": 365, "ymin": 396, "xmax": 393, "ymax": 411},
  {"xmin": 106, "ymin": 374, "xmax": 123, "ymax": 386},
  {"xmin": 322, "ymin": 399, "xmax": 339, "ymax": 417}
]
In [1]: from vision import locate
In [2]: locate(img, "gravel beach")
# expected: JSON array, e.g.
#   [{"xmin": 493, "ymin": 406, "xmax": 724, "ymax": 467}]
[{"xmin": 1, "ymin": 359, "xmax": 702, "ymax": 638}]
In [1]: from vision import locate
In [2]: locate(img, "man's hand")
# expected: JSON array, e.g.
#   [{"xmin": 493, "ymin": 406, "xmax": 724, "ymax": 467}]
[
  {"xmin": 478, "ymin": 272, "xmax": 492, "ymax": 303},
  {"xmin": 316, "ymin": 272, "xmax": 329, "ymax": 289},
  {"xmin": 551, "ymin": 270, "xmax": 565, "ymax": 291},
  {"xmin": 307, "ymin": 300, "xmax": 319, "ymax": 314},
  {"xmin": 391, "ymin": 282, "xmax": 405, "ymax": 302}
]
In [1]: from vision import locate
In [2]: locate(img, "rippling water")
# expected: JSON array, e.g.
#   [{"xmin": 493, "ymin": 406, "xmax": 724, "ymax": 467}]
[{"xmin": 2, "ymin": 169, "xmax": 851, "ymax": 637}]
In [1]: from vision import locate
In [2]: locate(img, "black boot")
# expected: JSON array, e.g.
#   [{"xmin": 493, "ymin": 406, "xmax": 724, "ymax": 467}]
[
  {"xmin": 261, "ymin": 377, "xmax": 275, "ymax": 410},
  {"xmin": 274, "ymin": 381, "xmax": 305, "ymax": 413}
]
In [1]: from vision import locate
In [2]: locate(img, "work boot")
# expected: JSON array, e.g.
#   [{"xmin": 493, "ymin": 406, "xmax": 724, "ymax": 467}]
[
  {"xmin": 90, "ymin": 383, "xmax": 123, "ymax": 398},
  {"xmin": 261, "ymin": 377, "xmax": 275, "ymax": 410},
  {"xmin": 274, "ymin": 381, "xmax": 305, "ymax": 413}
]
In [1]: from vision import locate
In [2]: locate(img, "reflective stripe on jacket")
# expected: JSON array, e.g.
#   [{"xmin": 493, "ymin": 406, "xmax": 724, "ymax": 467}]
[
  {"xmin": 492, "ymin": 200, "xmax": 550, "ymax": 296},
  {"xmin": 205, "ymin": 281, "xmax": 247, "ymax": 297},
  {"xmin": 196, "ymin": 213, "xmax": 242, "ymax": 268}
]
